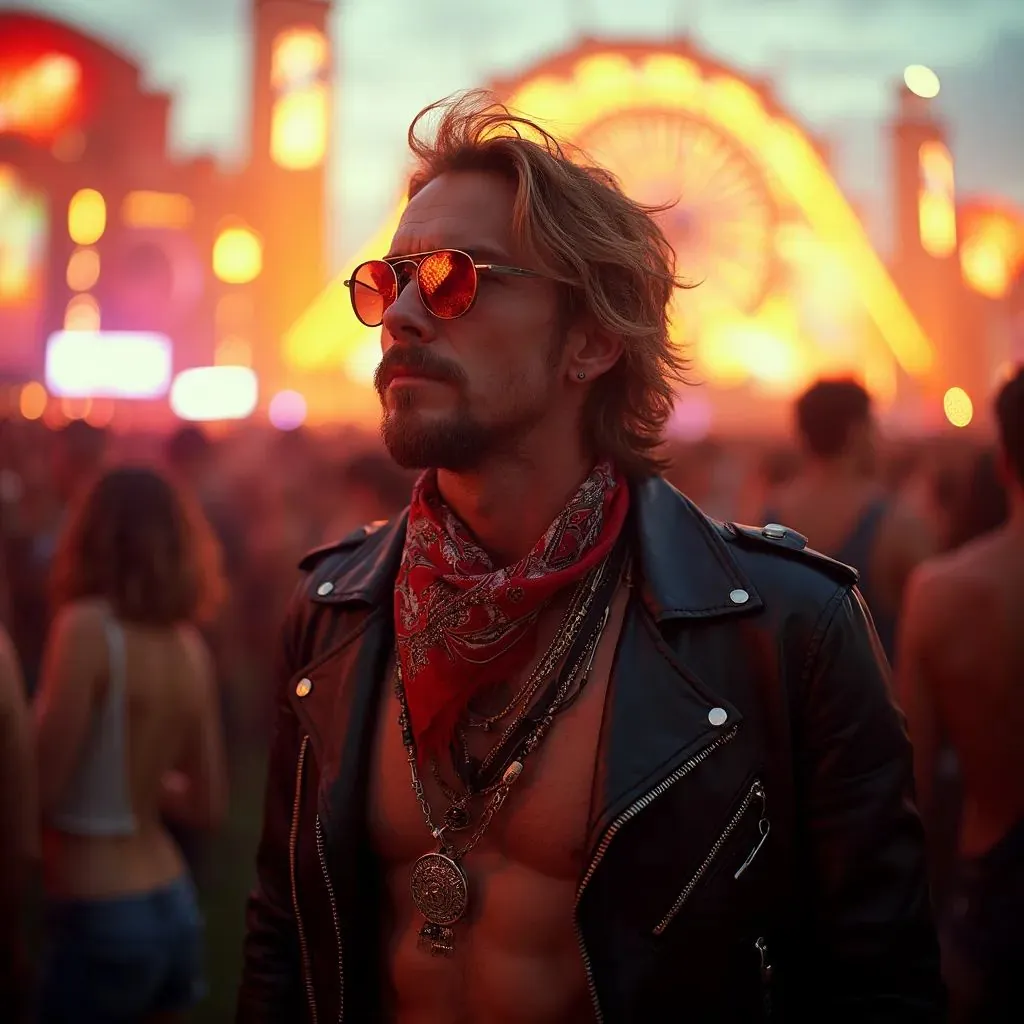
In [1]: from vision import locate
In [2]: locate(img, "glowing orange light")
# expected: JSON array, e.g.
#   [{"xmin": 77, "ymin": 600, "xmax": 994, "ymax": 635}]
[
  {"xmin": 959, "ymin": 204, "xmax": 1024, "ymax": 300},
  {"xmin": 214, "ymin": 335, "xmax": 253, "ymax": 367},
  {"xmin": 60, "ymin": 396, "xmax": 92, "ymax": 421},
  {"xmin": 68, "ymin": 188, "xmax": 106, "ymax": 245},
  {"xmin": 918, "ymin": 141, "xmax": 956, "ymax": 258},
  {"xmin": 18, "ymin": 381, "xmax": 47, "ymax": 419},
  {"xmin": 285, "ymin": 51, "xmax": 936, "ymax": 383},
  {"xmin": 271, "ymin": 27, "xmax": 328, "ymax": 87},
  {"xmin": 943, "ymin": 386, "xmax": 973, "ymax": 428},
  {"xmin": 270, "ymin": 27, "xmax": 329, "ymax": 170},
  {"xmin": 0, "ymin": 52, "xmax": 81, "ymax": 141},
  {"xmin": 271, "ymin": 85, "xmax": 328, "ymax": 170},
  {"xmin": 66, "ymin": 247, "xmax": 100, "ymax": 291},
  {"xmin": 64, "ymin": 293, "xmax": 100, "ymax": 331},
  {"xmin": 212, "ymin": 224, "xmax": 263, "ymax": 284},
  {"xmin": 121, "ymin": 191, "xmax": 194, "ymax": 230},
  {"xmin": 904, "ymin": 65, "xmax": 940, "ymax": 99}
]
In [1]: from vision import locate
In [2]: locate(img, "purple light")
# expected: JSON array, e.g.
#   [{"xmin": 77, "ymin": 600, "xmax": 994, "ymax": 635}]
[{"xmin": 268, "ymin": 389, "xmax": 307, "ymax": 430}]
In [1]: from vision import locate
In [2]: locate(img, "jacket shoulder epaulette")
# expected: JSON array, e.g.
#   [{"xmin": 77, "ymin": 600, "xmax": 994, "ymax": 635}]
[
  {"xmin": 723, "ymin": 521, "xmax": 859, "ymax": 587},
  {"xmin": 297, "ymin": 520, "xmax": 387, "ymax": 572}
]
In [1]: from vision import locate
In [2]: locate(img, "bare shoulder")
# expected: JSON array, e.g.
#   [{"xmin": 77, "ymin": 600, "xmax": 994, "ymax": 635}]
[
  {"xmin": 904, "ymin": 538, "xmax": 998, "ymax": 625},
  {"xmin": 46, "ymin": 599, "xmax": 109, "ymax": 660}
]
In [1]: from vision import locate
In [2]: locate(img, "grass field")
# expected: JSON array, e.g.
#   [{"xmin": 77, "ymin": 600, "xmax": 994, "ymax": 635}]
[{"xmin": 191, "ymin": 748, "xmax": 268, "ymax": 1023}]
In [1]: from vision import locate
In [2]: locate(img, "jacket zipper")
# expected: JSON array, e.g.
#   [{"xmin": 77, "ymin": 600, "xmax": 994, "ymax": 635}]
[
  {"xmin": 290, "ymin": 736, "xmax": 318, "ymax": 1024},
  {"xmin": 315, "ymin": 814, "xmax": 344, "ymax": 1023},
  {"xmin": 573, "ymin": 723, "xmax": 739, "ymax": 1022},
  {"xmin": 652, "ymin": 777, "xmax": 767, "ymax": 936}
]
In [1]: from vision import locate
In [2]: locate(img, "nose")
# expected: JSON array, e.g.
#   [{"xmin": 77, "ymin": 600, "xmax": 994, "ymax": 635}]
[{"xmin": 381, "ymin": 267, "xmax": 437, "ymax": 347}]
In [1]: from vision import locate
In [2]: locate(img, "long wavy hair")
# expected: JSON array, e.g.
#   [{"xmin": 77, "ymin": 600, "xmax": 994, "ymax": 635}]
[
  {"xmin": 50, "ymin": 465, "xmax": 224, "ymax": 627},
  {"xmin": 406, "ymin": 90, "xmax": 693, "ymax": 478}
]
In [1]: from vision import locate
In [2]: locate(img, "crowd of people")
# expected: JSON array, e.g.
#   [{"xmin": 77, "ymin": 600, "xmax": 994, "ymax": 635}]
[
  {"xmin": 0, "ymin": 89, "xmax": 1020, "ymax": 1024},
  {"xmin": 0, "ymin": 368, "xmax": 1017, "ymax": 1019}
]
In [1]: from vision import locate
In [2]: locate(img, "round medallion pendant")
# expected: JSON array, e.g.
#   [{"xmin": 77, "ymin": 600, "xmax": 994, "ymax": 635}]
[{"xmin": 410, "ymin": 852, "xmax": 469, "ymax": 926}]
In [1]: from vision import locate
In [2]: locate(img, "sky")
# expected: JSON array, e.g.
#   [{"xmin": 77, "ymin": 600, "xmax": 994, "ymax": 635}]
[{"xmin": 8, "ymin": 0, "xmax": 1024, "ymax": 270}]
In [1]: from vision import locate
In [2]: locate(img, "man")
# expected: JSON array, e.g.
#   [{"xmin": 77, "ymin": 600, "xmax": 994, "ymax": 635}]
[
  {"xmin": 898, "ymin": 367, "xmax": 1024, "ymax": 1022},
  {"xmin": 239, "ymin": 92, "xmax": 943, "ymax": 1023},
  {"xmin": 763, "ymin": 378, "xmax": 934, "ymax": 660}
]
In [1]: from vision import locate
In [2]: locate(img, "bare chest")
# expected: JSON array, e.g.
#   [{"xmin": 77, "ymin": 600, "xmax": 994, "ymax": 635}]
[{"xmin": 368, "ymin": 601, "xmax": 621, "ymax": 882}]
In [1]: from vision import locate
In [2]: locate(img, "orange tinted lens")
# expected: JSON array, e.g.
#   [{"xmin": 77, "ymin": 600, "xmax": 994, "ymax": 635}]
[
  {"xmin": 418, "ymin": 250, "xmax": 476, "ymax": 319},
  {"xmin": 351, "ymin": 260, "xmax": 396, "ymax": 326}
]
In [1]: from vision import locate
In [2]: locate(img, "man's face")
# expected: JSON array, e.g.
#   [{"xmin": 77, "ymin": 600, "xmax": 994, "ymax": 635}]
[{"xmin": 373, "ymin": 171, "xmax": 565, "ymax": 471}]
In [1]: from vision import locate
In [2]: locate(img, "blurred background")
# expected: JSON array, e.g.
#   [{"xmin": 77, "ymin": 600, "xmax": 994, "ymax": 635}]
[{"xmin": 0, "ymin": 0, "xmax": 1022, "ymax": 1018}]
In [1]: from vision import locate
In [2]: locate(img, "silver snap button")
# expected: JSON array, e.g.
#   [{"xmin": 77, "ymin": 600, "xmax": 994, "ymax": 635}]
[
  {"xmin": 316, "ymin": 581, "xmax": 334, "ymax": 596},
  {"xmin": 762, "ymin": 523, "xmax": 786, "ymax": 540},
  {"xmin": 729, "ymin": 588, "xmax": 749, "ymax": 605},
  {"xmin": 708, "ymin": 706, "xmax": 728, "ymax": 727},
  {"xmin": 295, "ymin": 678, "xmax": 312, "ymax": 697}
]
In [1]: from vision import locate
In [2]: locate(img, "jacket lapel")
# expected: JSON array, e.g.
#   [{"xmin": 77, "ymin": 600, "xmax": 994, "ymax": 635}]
[{"xmin": 585, "ymin": 478, "xmax": 761, "ymax": 856}]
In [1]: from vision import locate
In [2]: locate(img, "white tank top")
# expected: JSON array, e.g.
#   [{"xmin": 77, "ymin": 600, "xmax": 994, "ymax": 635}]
[{"xmin": 49, "ymin": 616, "xmax": 137, "ymax": 835}]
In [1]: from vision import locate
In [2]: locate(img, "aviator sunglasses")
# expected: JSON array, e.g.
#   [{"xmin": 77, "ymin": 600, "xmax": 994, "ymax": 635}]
[{"xmin": 344, "ymin": 248, "xmax": 544, "ymax": 327}]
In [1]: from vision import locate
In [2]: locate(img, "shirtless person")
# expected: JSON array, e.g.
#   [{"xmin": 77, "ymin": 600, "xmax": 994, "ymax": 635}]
[
  {"xmin": 764, "ymin": 378, "xmax": 934, "ymax": 660},
  {"xmin": 238, "ymin": 92, "xmax": 943, "ymax": 1023},
  {"xmin": 898, "ymin": 367, "xmax": 1024, "ymax": 1022}
]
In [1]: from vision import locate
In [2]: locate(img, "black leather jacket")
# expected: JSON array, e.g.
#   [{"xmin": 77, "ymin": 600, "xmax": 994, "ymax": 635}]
[{"xmin": 237, "ymin": 477, "xmax": 944, "ymax": 1023}]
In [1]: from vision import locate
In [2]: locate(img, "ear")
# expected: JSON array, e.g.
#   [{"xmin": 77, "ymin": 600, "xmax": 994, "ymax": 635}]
[{"xmin": 563, "ymin": 322, "xmax": 624, "ymax": 384}]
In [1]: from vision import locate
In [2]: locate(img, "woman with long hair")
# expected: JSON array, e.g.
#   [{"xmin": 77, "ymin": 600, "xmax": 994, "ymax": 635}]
[{"xmin": 34, "ymin": 465, "xmax": 228, "ymax": 1022}]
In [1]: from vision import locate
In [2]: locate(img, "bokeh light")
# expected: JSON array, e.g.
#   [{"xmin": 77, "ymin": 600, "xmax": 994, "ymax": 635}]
[
  {"xmin": 943, "ymin": 386, "xmax": 973, "ymax": 428},
  {"xmin": 18, "ymin": 381, "xmax": 47, "ymax": 420},
  {"xmin": 268, "ymin": 390, "xmax": 307, "ymax": 430},
  {"xmin": 64, "ymin": 293, "xmax": 101, "ymax": 331},
  {"xmin": 904, "ymin": 65, "xmax": 940, "ymax": 99},
  {"xmin": 68, "ymin": 188, "xmax": 106, "ymax": 245},
  {"xmin": 170, "ymin": 366, "xmax": 258, "ymax": 421},
  {"xmin": 213, "ymin": 224, "xmax": 263, "ymax": 284},
  {"xmin": 66, "ymin": 247, "xmax": 100, "ymax": 291}
]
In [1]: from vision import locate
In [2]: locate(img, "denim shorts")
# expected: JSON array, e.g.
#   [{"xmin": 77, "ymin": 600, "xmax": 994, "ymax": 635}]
[{"xmin": 40, "ymin": 874, "xmax": 205, "ymax": 1023}]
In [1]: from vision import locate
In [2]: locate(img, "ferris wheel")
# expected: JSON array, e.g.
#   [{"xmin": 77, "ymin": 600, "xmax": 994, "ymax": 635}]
[{"xmin": 576, "ymin": 109, "xmax": 779, "ymax": 328}]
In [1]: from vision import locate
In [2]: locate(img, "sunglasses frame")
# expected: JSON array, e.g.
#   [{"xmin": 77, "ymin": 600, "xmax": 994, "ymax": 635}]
[{"xmin": 343, "ymin": 248, "xmax": 543, "ymax": 327}]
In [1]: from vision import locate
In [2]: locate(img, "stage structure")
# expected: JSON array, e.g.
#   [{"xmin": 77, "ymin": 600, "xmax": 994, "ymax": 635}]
[
  {"xmin": 283, "ymin": 40, "xmax": 1017, "ymax": 434},
  {"xmin": 0, "ymin": 1, "xmax": 332, "ymax": 426}
]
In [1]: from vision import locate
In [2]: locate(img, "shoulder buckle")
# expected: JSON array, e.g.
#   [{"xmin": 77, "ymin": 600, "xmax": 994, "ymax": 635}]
[{"xmin": 727, "ymin": 522, "xmax": 859, "ymax": 585}]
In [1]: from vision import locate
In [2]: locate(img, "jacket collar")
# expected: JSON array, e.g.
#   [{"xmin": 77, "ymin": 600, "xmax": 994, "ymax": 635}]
[{"xmin": 315, "ymin": 476, "xmax": 762, "ymax": 620}]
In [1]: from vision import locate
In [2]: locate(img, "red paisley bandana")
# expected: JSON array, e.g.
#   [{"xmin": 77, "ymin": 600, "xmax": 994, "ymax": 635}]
[{"xmin": 394, "ymin": 461, "xmax": 629, "ymax": 761}]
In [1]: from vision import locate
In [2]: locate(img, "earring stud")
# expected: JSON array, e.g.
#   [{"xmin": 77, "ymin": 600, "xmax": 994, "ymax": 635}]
[{"xmin": 576, "ymin": 371, "xmax": 586, "ymax": 380}]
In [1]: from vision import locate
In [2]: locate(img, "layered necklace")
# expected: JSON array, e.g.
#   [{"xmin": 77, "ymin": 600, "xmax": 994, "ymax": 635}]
[{"xmin": 394, "ymin": 539, "xmax": 627, "ymax": 956}]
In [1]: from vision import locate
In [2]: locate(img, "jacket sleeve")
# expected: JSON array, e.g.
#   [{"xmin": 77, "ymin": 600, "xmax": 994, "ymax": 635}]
[
  {"xmin": 236, "ymin": 606, "xmax": 306, "ymax": 1022},
  {"xmin": 788, "ymin": 585, "xmax": 945, "ymax": 1022}
]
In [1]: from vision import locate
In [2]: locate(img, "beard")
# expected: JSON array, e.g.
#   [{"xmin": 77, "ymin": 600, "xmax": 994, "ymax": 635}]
[{"xmin": 380, "ymin": 387, "xmax": 546, "ymax": 472}]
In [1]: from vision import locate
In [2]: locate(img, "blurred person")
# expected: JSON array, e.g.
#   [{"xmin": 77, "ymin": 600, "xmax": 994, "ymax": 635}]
[
  {"xmin": 238, "ymin": 92, "xmax": 941, "ymax": 1023},
  {"xmin": 898, "ymin": 368, "xmax": 1024, "ymax": 1022},
  {"xmin": 763, "ymin": 378, "xmax": 933, "ymax": 660},
  {"xmin": 35, "ymin": 465, "xmax": 228, "ymax": 1023},
  {"xmin": 4, "ymin": 421, "xmax": 108, "ymax": 695},
  {"xmin": 945, "ymin": 447, "xmax": 1008, "ymax": 551},
  {"xmin": 0, "ymin": 625, "xmax": 38, "ymax": 1023},
  {"xmin": 321, "ymin": 451, "xmax": 416, "ymax": 542}
]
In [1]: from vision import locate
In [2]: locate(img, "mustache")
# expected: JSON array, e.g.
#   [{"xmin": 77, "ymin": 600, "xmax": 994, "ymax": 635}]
[{"xmin": 374, "ymin": 347, "xmax": 466, "ymax": 395}]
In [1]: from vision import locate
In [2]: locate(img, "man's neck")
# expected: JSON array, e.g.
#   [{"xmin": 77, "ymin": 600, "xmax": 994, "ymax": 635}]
[{"xmin": 435, "ymin": 446, "xmax": 597, "ymax": 567}]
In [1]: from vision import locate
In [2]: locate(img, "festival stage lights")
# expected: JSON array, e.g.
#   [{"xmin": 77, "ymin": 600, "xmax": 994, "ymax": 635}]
[
  {"xmin": 45, "ymin": 330, "xmax": 173, "ymax": 398},
  {"xmin": 169, "ymin": 366, "xmax": 258, "ymax": 421}
]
